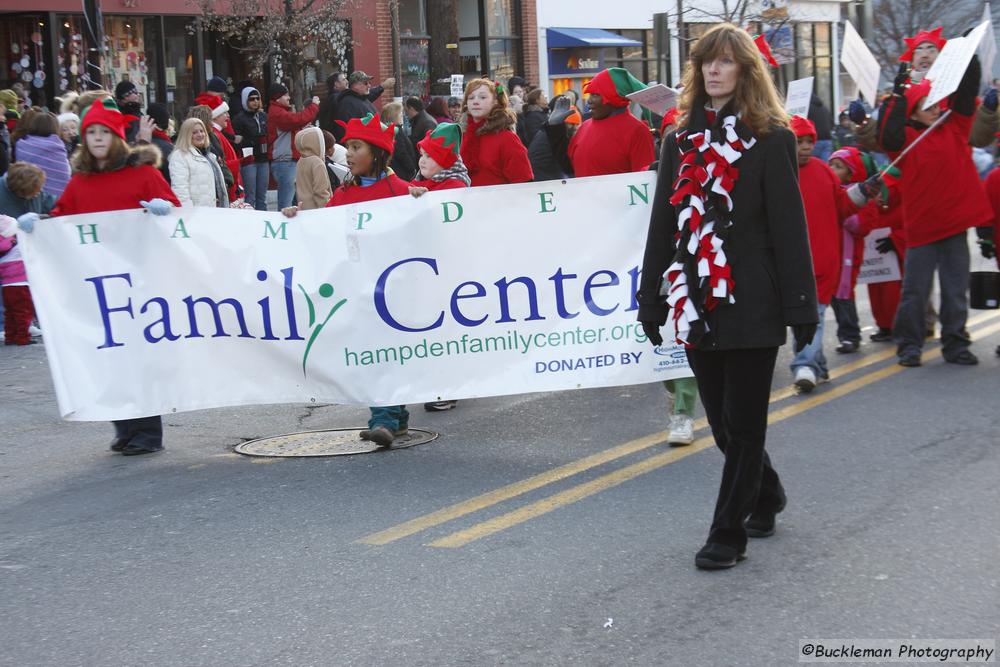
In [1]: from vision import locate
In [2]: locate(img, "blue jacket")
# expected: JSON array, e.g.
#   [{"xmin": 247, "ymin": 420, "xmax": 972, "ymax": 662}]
[{"xmin": 0, "ymin": 174, "xmax": 57, "ymax": 218}]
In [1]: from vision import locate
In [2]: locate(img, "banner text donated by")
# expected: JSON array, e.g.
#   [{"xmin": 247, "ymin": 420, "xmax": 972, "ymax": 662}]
[
  {"xmin": 800, "ymin": 639, "xmax": 995, "ymax": 663},
  {"xmin": 343, "ymin": 323, "xmax": 649, "ymax": 368}
]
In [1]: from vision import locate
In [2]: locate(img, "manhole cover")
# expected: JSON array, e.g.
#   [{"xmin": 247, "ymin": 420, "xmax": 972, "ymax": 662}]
[{"xmin": 234, "ymin": 428, "xmax": 439, "ymax": 458}]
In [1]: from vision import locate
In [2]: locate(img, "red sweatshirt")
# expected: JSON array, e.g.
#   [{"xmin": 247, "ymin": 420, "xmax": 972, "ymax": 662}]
[
  {"xmin": 982, "ymin": 168, "xmax": 1000, "ymax": 269},
  {"xmin": 798, "ymin": 157, "xmax": 858, "ymax": 305},
  {"xmin": 410, "ymin": 177, "xmax": 468, "ymax": 191},
  {"xmin": 52, "ymin": 161, "xmax": 180, "ymax": 216},
  {"xmin": 326, "ymin": 174, "xmax": 412, "ymax": 206},
  {"xmin": 267, "ymin": 100, "xmax": 319, "ymax": 162},
  {"xmin": 460, "ymin": 119, "xmax": 533, "ymax": 186},
  {"xmin": 568, "ymin": 111, "xmax": 655, "ymax": 177},
  {"xmin": 888, "ymin": 111, "xmax": 992, "ymax": 247}
]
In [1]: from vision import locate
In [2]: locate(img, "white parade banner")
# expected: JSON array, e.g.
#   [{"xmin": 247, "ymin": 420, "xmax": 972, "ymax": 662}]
[
  {"xmin": 19, "ymin": 173, "xmax": 692, "ymax": 422},
  {"xmin": 857, "ymin": 227, "xmax": 902, "ymax": 285}
]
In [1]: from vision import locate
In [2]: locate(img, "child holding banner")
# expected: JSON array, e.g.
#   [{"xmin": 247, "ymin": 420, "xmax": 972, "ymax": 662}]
[
  {"xmin": 459, "ymin": 79, "xmax": 533, "ymax": 186},
  {"xmin": 29, "ymin": 99, "xmax": 179, "ymax": 455},
  {"xmin": 876, "ymin": 56, "xmax": 992, "ymax": 367}
]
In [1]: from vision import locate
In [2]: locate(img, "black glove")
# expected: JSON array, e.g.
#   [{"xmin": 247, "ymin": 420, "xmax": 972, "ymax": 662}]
[
  {"xmin": 792, "ymin": 323, "xmax": 817, "ymax": 353},
  {"xmin": 981, "ymin": 239, "xmax": 997, "ymax": 259},
  {"xmin": 547, "ymin": 96, "xmax": 572, "ymax": 125},
  {"xmin": 875, "ymin": 236, "xmax": 896, "ymax": 254},
  {"xmin": 859, "ymin": 174, "xmax": 882, "ymax": 200},
  {"xmin": 893, "ymin": 63, "xmax": 910, "ymax": 96},
  {"xmin": 641, "ymin": 321, "xmax": 664, "ymax": 347}
]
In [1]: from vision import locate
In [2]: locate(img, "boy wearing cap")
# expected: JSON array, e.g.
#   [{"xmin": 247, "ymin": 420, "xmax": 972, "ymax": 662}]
[
  {"xmin": 877, "ymin": 56, "xmax": 992, "ymax": 367},
  {"xmin": 267, "ymin": 83, "xmax": 320, "ymax": 209}
]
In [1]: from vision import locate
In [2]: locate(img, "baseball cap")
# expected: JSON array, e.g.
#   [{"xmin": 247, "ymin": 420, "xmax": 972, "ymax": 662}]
[{"xmin": 349, "ymin": 71, "xmax": 374, "ymax": 85}]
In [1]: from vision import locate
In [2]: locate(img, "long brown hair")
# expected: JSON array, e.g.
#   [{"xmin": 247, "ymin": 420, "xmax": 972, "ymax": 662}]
[
  {"xmin": 462, "ymin": 78, "xmax": 516, "ymax": 135},
  {"xmin": 676, "ymin": 24, "xmax": 787, "ymax": 136},
  {"xmin": 72, "ymin": 133, "xmax": 132, "ymax": 174}
]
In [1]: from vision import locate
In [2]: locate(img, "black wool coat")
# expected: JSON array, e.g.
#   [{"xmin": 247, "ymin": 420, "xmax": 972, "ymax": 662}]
[{"xmin": 637, "ymin": 115, "xmax": 818, "ymax": 351}]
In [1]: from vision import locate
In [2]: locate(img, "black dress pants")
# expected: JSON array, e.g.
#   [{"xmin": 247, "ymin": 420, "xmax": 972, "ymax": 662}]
[
  {"xmin": 112, "ymin": 416, "xmax": 164, "ymax": 451},
  {"xmin": 686, "ymin": 347, "xmax": 785, "ymax": 551}
]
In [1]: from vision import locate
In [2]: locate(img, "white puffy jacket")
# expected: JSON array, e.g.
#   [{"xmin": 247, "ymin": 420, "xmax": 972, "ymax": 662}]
[{"xmin": 169, "ymin": 148, "xmax": 221, "ymax": 207}]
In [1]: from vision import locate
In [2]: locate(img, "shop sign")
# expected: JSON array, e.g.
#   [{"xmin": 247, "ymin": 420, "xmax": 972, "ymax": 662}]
[{"xmin": 548, "ymin": 48, "xmax": 604, "ymax": 76}]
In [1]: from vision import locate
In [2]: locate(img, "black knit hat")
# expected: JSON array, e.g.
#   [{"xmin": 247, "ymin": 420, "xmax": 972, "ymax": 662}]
[
  {"xmin": 268, "ymin": 82, "xmax": 289, "ymax": 100},
  {"xmin": 207, "ymin": 76, "xmax": 228, "ymax": 93},
  {"xmin": 115, "ymin": 80, "xmax": 138, "ymax": 100},
  {"xmin": 147, "ymin": 102, "xmax": 170, "ymax": 130}
]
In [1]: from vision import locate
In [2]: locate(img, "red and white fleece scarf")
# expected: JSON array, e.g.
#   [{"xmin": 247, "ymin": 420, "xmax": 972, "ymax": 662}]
[{"xmin": 661, "ymin": 108, "xmax": 756, "ymax": 345}]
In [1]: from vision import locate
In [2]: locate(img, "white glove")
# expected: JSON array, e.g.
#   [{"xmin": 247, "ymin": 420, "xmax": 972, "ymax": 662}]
[
  {"xmin": 140, "ymin": 198, "xmax": 172, "ymax": 216},
  {"xmin": 17, "ymin": 212, "xmax": 40, "ymax": 233}
]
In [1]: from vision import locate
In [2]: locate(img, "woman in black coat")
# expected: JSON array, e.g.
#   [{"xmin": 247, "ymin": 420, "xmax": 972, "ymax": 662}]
[{"xmin": 637, "ymin": 24, "xmax": 819, "ymax": 570}]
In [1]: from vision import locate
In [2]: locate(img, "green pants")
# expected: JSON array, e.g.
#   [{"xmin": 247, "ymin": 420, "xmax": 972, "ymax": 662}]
[{"xmin": 663, "ymin": 376, "xmax": 698, "ymax": 416}]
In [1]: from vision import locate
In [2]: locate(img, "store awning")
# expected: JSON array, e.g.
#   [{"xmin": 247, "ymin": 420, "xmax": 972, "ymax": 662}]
[{"xmin": 546, "ymin": 28, "xmax": 642, "ymax": 49}]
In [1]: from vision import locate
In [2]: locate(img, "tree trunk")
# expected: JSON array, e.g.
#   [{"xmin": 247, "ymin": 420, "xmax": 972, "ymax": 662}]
[{"xmin": 428, "ymin": 0, "xmax": 460, "ymax": 96}]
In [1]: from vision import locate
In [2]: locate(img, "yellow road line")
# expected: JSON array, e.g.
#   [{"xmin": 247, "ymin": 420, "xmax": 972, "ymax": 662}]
[
  {"xmin": 358, "ymin": 312, "xmax": 1000, "ymax": 547},
  {"xmin": 428, "ymin": 319, "xmax": 1000, "ymax": 548}
]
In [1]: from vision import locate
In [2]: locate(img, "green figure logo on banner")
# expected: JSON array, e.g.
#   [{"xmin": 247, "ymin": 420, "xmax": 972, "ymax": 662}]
[{"xmin": 297, "ymin": 282, "xmax": 348, "ymax": 377}]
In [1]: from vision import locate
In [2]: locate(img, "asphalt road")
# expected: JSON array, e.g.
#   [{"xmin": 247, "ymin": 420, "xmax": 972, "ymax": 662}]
[{"xmin": 2, "ymin": 303, "xmax": 999, "ymax": 666}]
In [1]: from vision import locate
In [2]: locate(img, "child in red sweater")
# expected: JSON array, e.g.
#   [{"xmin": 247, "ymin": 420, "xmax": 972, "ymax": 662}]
[
  {"xmin": 877, "ymin": 57, "xmax": 993, "ymax": 366},
  {"xmin": 459, "ymin": 79, "xmax": 533, "ymax": 186}
]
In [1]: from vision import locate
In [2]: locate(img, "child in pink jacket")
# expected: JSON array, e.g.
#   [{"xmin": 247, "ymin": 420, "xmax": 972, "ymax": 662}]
[{"xmin": 0, "ymin": 214, "xmax": 34, "ymax": 345}]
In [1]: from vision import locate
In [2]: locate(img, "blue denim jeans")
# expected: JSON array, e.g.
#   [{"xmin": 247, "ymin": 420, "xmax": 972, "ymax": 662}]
[
  {"xmin": 791, "ymin": 303, "xmax": 828, "ymax": 380},
  {"xmin": 271, "ymin": 160, "xmax": 296, "ymax": 210},
  {"xmin": 241, "ymin": 162, "xmax": 270, "ymax": 211},
  {"xmin": 368, "ymin": 406, "xmax": 409, "ymax": 432}
]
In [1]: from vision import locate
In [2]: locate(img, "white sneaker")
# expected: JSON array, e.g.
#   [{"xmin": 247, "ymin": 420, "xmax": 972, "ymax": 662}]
[
  {"xmin": 667, "ymin": 414, "xmax": 695, "ymax": 446},
  {"xmin": 28, "ymin": 325, "xmax": 42, "ymax": 337},
  {"xmin": 793, "ymin": 367, "xmax": 817, "ymax": 393},
  {"xmin": 0, "ymin": 331, "xmax": 4, "ymax": 342}
]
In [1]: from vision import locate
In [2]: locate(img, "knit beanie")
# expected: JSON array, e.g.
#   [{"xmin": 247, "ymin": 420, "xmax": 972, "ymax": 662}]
[
  {"xmin": 582, "ymin": 68, "xmax": 647, "ymax": 108},
  {"xmin": 207, "ymin": 76, "xmax": 228, "ymax": 93},
  {"xmin": 80, "ymin": 98, "xmax": 127, "ymax": 140},
  {"xmin": 115, "ymin": 80, "xmax": 137, "ymax": 100},
  {"xmin": 417, "ymin": 122, "xmax": 462, "ymax": 168},
  {"xmin": 0, "ymin": 89, "xmax": 19, "ymax": 111},
  {"xmin": 790, "ymin": 115, "xmax": 817, "ymax": 141},
  {"xmin": 829, "ymin": 147, "xmax": 867, "ymax": 183},
  {"xmin": 268, "ymin": 83, "xmax": 289, "ymax": 101},
  {"xmin": 56, "ymin": 112, "xmax": 79, "ymax": 127}
]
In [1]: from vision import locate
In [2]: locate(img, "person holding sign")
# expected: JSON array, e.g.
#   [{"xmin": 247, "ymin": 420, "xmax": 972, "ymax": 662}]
[
  {"xmin": 567, "ymin": 68, "xmax": 656, "ymax": 177},
  {"xmin": 876, "ymin": 56, "xmax": 993, "ymax": 367},
  {"xmin": 638, "ymin": 24, "xmax": 819, "ymax": 570}
]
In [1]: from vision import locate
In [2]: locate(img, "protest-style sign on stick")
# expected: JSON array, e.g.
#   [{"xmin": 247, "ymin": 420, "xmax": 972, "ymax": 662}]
[
  {"xmin": 784, "ymin": 77, "xmax": 814, "ymax": 117},
  {"xmin": 626, "ymin": 84, "xmax": 680, "ymax": 116},
  {"xmin": 450, "ymin": 74, "xmax": 464, "ymax": 98},
  {"xmin": 840, "ymin": 21, "xmax": 881, "ymax": 104},
  {"xmin": 979, "ymin": 3, "xmax": 997, "ymax": 85},
  {"xmin": 858, "ymin": 228, "xmax": 902, "ymax": 285},
  {"xmin": 923, "ymin": 20, "xmax": 991, "ymax": 109}
]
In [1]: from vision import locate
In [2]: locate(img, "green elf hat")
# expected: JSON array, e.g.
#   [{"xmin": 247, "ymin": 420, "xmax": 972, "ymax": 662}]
[
  {"xmin": 583, "ymin": 67, "xmax": 647, "ymax": 108},
  {"xmin": 336, "ymin": 113, "xmax": 396, "ymax": 155},
  {"xmin": 417, "ymin": 122, "xmax": 462, "ymax": 169}
]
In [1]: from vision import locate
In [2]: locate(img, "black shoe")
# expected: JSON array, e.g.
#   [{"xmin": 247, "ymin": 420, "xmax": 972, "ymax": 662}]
[
  {"xmin": 995, "ymin": 345, "xmax": 999, "ymax": 358},
  {"xmin": 695, "ymin": 543, "xmax": 746, "ymax": 570},
  {"xmin": 869, "ymin": 328, "xmax": 892, "ymax": 342},
  {"xmin": 944, "ymin": 350, "xmax": 978, "ymax": 365},
  {"xmin": 835, "ymin": 340, "xmax": 860, "ymax": 354},
  {"xmin": 898, "ymin": 355, "xmax": 922, "ymax": 367},
  {"xmin": 925, "ymin": 329, "xmax": 935, "ymax": 339},
  {"xmin": 745, "ymin": 513, "xmax": 776, "ymax": 538},
  {"xmin": 424, "ymin": 400, "xmax": 458, "ymax": 412},
  {"xmin": 120, "ymin": 444, "xmax": 163, "ymax": 456},
  {"xmin": 109, "ymin": 438, "xmax": 129, "ymax": 452},
  {"xmin": 359, "ymin": 426, "xmax": 395, "ymax": 447}
]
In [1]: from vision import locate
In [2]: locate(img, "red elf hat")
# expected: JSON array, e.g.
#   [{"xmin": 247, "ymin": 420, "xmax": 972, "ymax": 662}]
[
  {"xmin": 337, "ymin": 113, "xmax": 396, "ymax": 155},
  {"xmin": 417, "ymin": 122, "xmax": 462, "ymax": 169},
  {"xmin": 899, "ymin": 27, "xmax": 946, "ymax": 62},
  {"xmin": 583, "ymin": 68, "xmax": 647, "ymax": 108},
  {"xmin": 80, "ymin": 98, "xmax": 126, "ymax": 141}
]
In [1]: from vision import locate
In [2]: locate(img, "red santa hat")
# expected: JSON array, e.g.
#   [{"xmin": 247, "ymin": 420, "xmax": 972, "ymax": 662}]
[
  {"xmin": 753, "ymin": 34, "xmax": 780, "ymax": 68},
  {"xmin": 337, "ymin": 113, "xmax": 396, "ymax": 155},
  {"xmin": 583, "ymin": 68, "xmax": 647, "ymax": 108},
  {"xmin": 904, "ymin": 78, "xmax": 933, "ymax": 116},
  {"xmin": 790, "ymin": 115, "xmax": 817, "ymax": 141},
  {"xmin": 80, "ymin": 98, "xmax": 126, "ymax": 141},
  {"xmin": 899, "ymin": 27, "xmax": 947, "ymax": 63}
]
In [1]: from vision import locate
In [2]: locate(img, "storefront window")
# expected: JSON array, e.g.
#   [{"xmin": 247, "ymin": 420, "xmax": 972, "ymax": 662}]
[
  {"xmin": 605, "ymin": 29, "xmax": 657, "ymax": 83},
  {"xmin": 1, "ymin": 14, "xmax": 49, "ymax": 107},
  {"xmin": 455, "ymin": 0, "xmax": 521, "ymax": 81},
  {"xmin": 401, "ymin": 38, "xmax": 430, "ymax": 98},
  {"xmin": 163, "ymin": 16, "xmax": 195, "ymax": 121},
  {"xmin": 488, "ymin": 39, "xmax": 516, "ymax": 83},
  {"xmin": 399, "ymin": 0, "xmax": 427, "ymax": 37},
  {"xmin": 487, "ymin": 0, "xmax": 517, "ymax": 37}
]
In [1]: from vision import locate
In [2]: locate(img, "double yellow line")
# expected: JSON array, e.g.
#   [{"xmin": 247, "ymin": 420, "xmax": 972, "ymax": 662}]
[{"xmin": 358, "ymin": 311, "xmax": 1000, "ymax": 549}]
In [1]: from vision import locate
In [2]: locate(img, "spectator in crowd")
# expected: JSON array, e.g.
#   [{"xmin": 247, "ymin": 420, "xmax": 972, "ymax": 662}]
[
  {"xmin": 321, "ymin": 129, "xmax": 349, "ymax": 190},
  {"xmin": 427, "ymin": 97, "xmax": 451, "ymax": 124},
  {"xmin": 145, "ymin": 103, "xmax": 174, "ymax": 184},
  {"xmin": 527, "ymin": 96, "xmax": 581, "ymax": 181},
  {"xmin": 808, "ymin": 93, "xmax": 834, "ymax": 162},
  {"xmin": 459, "ymin": 78, "xmax": 533, "ymax": 186},
  {"xmin": 516, "ymin": 88, "xmax": 549, "ymax": 147},
  {"xmin": 201, "ymin": 96, "xmax": 242, "ymax": 202},
  {"xmin": 187, "ymin": 105, "xmax": 234, "ymax": 194},
  {"xmin": 233, "ymin": 86, "xmax": 269, "ymax": 211},
  {"xmin": 114, "ymin": 80, "xmax": 144, "ymax": 143},
  {"xmin": 13, "ymin": 111, "xmax": 71, "ymax": 199},
  {"xmin": 57, "ymin": 112, "xmax": 79, "ymax": 156},
  {"xmin": 832, "ymin": 110, "xmax": 857, "ymax": 149},
  {"xmin": 293, "ymin": 126, "xmax": 332, "ymax": 210},
  {"xmin": 333, "ymin": 71, "xmax": 396, "ymax": 142},
  {"xmin": 404, "ymin": 96, "xmax": 438, "ymax": 150},
  {"xmin": 318, "ymin": 72, "xmax": 348, "ymax": 135},
  {"xmin": 169, "ymin": 118, "xmax": 228, "ymax": 208},
  {"xmin": 448, "ymin": 96, "xmax": 463, "ymax": 122},
  {"xmin": 380, "ymin": 102, "xmax": 418, "ymax": 181},
  {"xmin": 267, "ymin": 82, "xmax": 320, "ymax": 209},
  {"xmin": 507, "ymin": 76, "xmax": 527, "ymax": 100}
]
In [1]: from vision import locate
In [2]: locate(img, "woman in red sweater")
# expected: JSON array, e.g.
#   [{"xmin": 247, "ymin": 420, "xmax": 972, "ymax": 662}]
[
  {"xmin": 46, "ymin": 99, "xmax": 180, "ymax": 456},
  {"xmin": 459, "ymin": 79, "xmax": 533, "ymax": 186}
]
